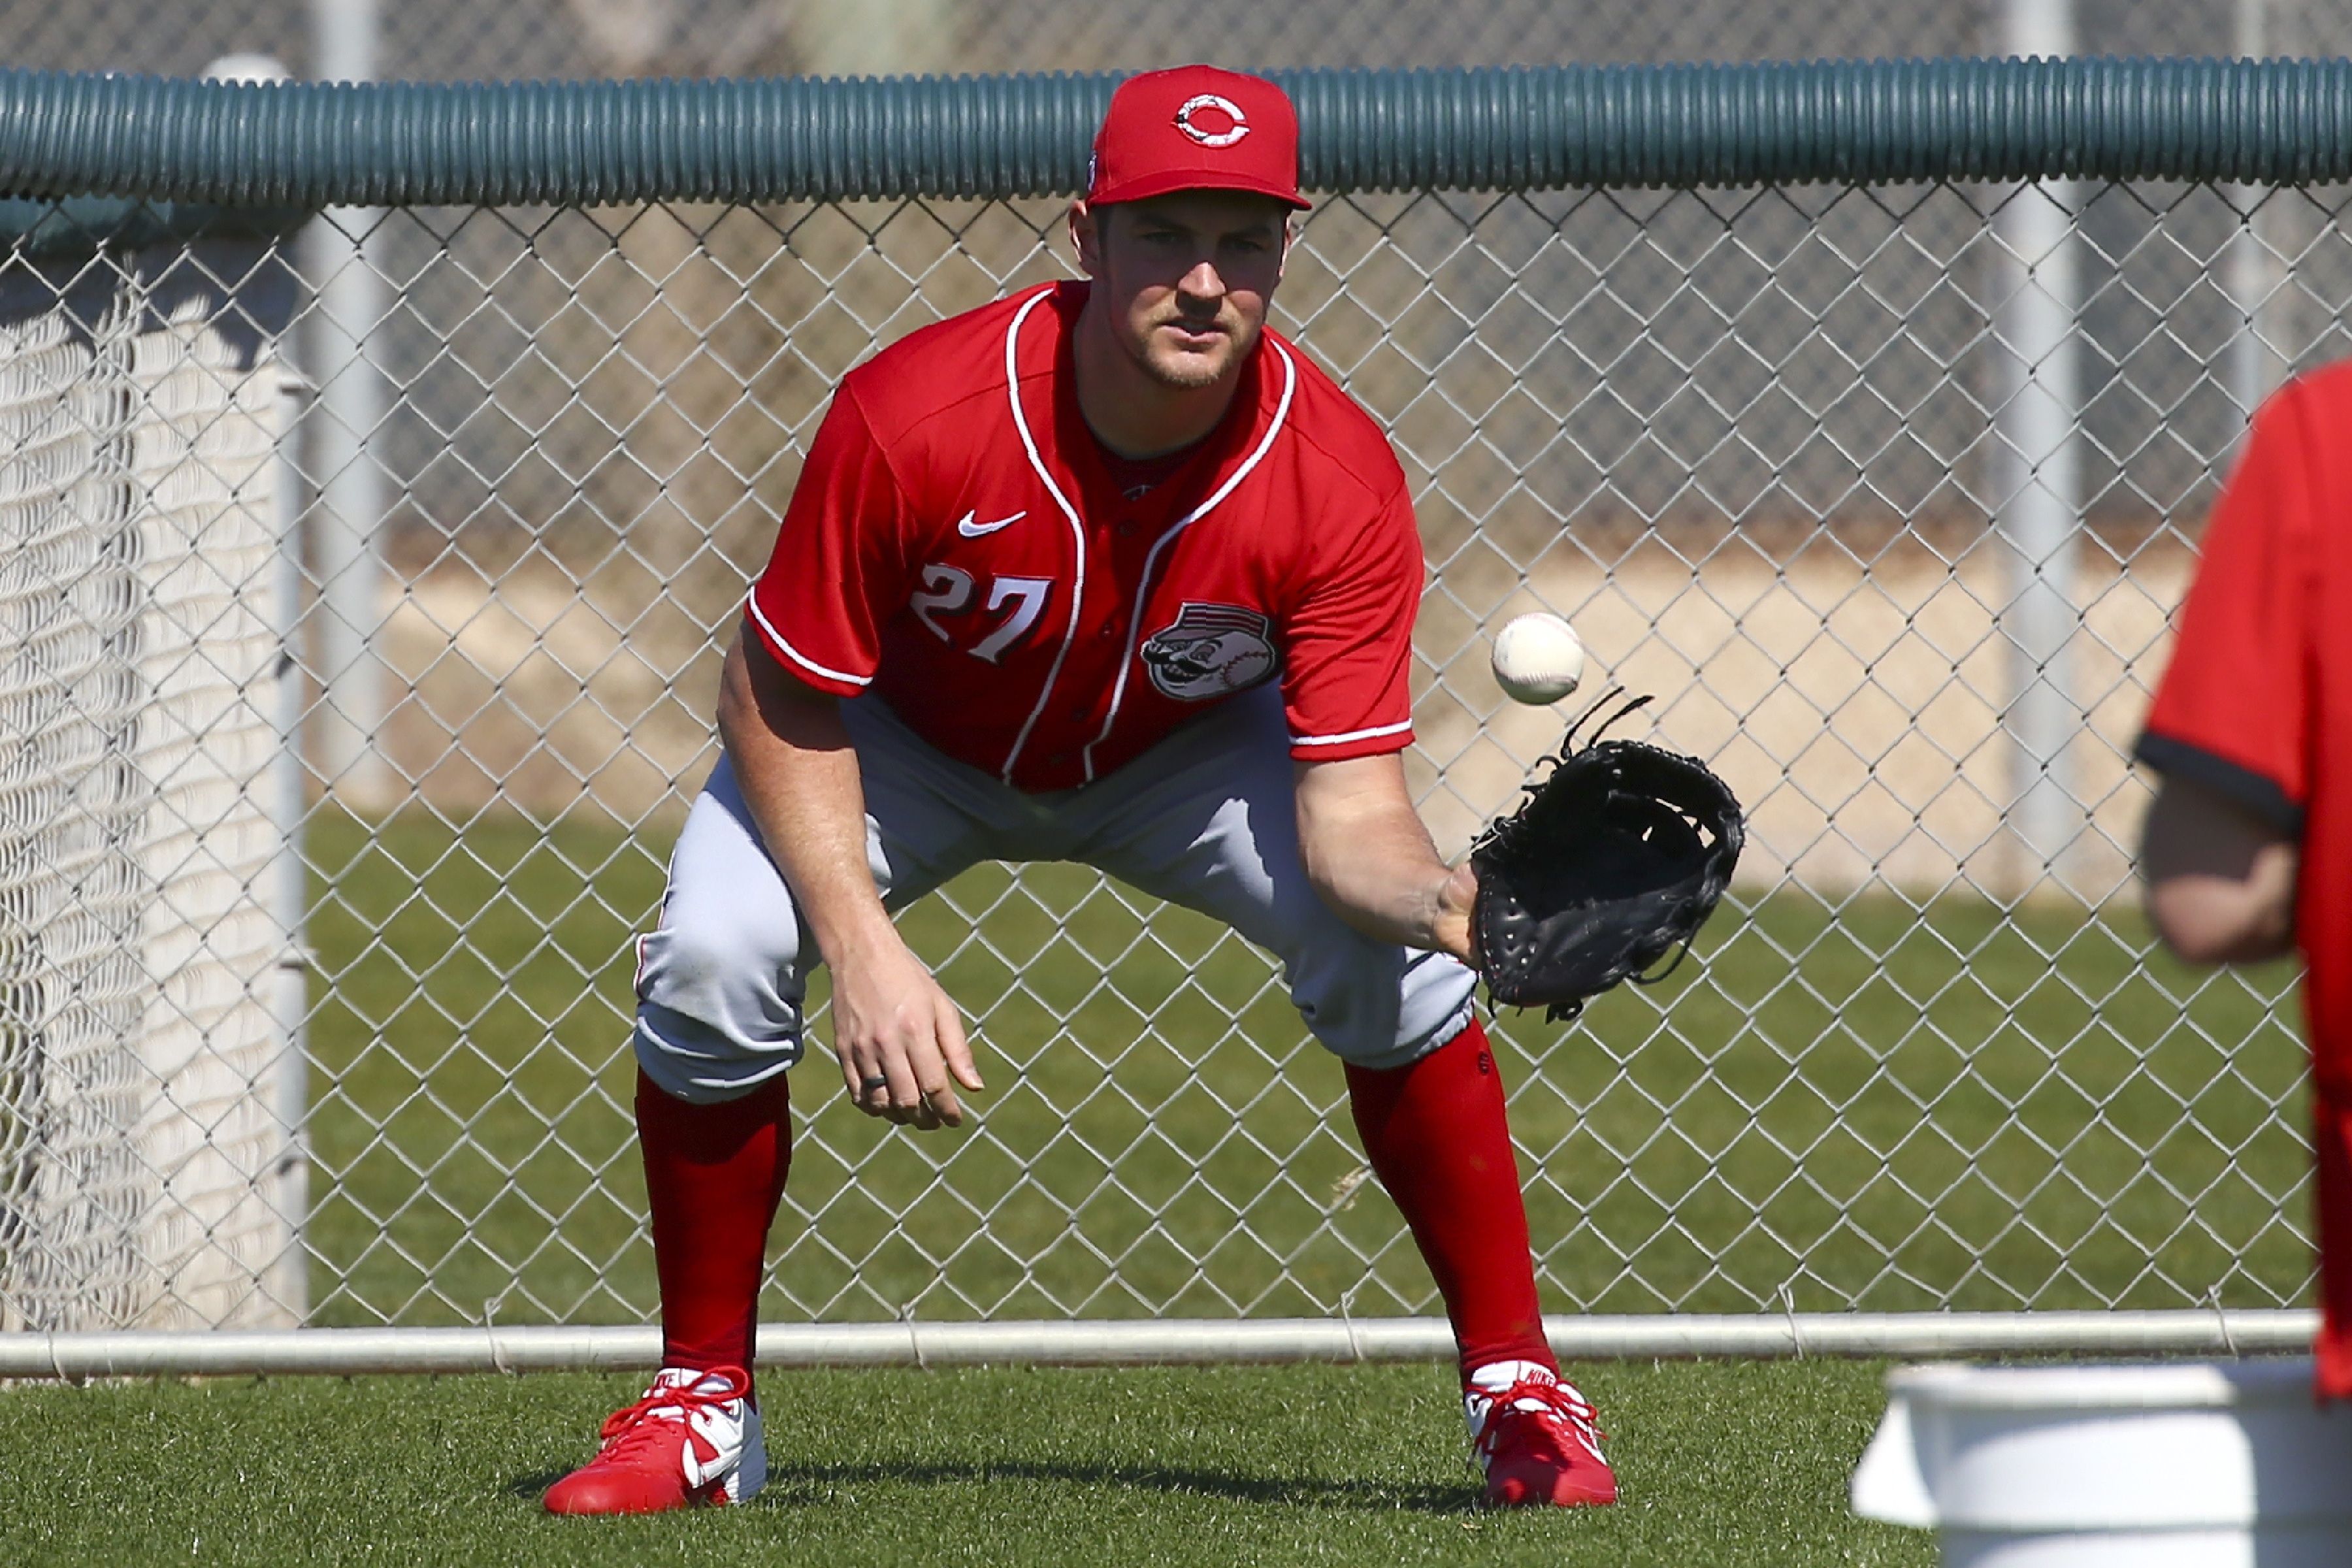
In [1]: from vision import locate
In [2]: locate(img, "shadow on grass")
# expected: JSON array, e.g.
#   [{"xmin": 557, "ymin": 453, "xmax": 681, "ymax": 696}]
[{"xmin": 506, "ymin": 1460, "xmax": 1477, "ymax": 1514}]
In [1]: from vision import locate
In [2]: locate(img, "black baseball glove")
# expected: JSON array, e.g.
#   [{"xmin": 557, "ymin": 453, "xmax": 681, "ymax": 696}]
[{"xmin": 1467, "ymin": 691, "xmax": 1745, "ymax": 1022}]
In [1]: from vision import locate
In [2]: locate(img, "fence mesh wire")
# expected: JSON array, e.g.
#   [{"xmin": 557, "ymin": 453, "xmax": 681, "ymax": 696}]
[
  {"xmin": 0, "ymin": 242, "xmax": 301, "ymax": 1331},
  {"xmin": 0, "ymin": 165, "xmax": 2328, "ymax": 1333}
]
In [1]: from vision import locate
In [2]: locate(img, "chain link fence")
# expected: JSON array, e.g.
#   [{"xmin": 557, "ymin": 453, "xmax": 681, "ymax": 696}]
[
  {"xmin": 0, "ymin": 137, "xmax": 2329, "ymax": 1337},
  {"xmin": 0, "ymin": 32, "xmax": 2341, "ymax": 1354}
]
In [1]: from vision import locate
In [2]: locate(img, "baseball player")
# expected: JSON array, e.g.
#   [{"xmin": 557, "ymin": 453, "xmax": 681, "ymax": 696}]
[
  {"xmin": 2138, "ymin": 363, "xmax": 2349, "ymax": 1397},
  {"xmin": 544, "ymin": 65, "xmax": 1614, "ymax": 1515}
]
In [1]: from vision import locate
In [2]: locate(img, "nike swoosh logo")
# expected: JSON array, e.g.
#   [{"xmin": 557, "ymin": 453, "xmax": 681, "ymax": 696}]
[
  {"xmin": 957, "ymin": 509, "xmax": 1028, "ymax": 538},
  {"xmin": 681, "ymin": 1420, "xmax": 733, "ymax": 1489}
]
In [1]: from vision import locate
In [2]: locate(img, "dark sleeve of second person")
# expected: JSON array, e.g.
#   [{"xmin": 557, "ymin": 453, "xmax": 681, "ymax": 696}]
[{"xmin": 2135, "ymin": 382, "xmax": 2321, "ymax": 838}]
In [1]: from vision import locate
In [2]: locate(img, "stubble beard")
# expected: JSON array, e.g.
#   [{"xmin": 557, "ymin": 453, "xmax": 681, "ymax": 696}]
[
  {"xmin": 1141, "ymin": 350, "xmax": 1228, "ymax": 391},
  {"xmin": 1130, "ymin": 317, "xmax": 1254, "ymax": 392}
]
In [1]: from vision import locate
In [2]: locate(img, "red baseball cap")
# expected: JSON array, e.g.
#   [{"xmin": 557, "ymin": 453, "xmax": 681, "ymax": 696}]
[{"xmin": 1086, "ymin": 66, "xmax": 1309, "ymax": 210}]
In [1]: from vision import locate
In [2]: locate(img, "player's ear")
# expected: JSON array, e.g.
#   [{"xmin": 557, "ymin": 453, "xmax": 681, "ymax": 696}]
[{"xmin": 1070, "ymin": 200, "xmax": 1103, "ymax": 276}]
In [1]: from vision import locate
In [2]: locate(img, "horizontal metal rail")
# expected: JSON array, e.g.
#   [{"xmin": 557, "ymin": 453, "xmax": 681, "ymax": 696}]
[
  {"xmin": 0, "ymin": 1313, "xmax": 2316, "ymax": 1379},
  {"xmin": 3, "ymin": 57, "xmax": 2352, "ymax": 215}
]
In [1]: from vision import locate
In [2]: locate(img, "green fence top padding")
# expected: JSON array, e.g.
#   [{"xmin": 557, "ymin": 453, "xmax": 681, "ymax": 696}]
[{"xmin": 1, "ymin": 57, "xmax": 2349, "ymax": 218}]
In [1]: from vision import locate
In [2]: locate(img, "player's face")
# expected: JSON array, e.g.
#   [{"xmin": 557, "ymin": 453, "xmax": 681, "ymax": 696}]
[{"xmin": 1074, "ymin": 192, "xmax": 1290, "ymax": 391}]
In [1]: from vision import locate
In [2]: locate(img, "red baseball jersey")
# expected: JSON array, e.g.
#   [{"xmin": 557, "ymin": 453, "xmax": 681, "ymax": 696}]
[
  {"xmin": 2138, "ymin": 359, "xmax": 2352, "ymax": 1397},
  {"xmin": 745, "ymin": 280, "xmax": 1422, "ymax": 792}
]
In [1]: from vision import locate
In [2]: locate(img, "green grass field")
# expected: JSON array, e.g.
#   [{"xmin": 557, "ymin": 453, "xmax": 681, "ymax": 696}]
[
  {"xmin": 0, "ymin": 1360, "xmax": 1933, "ymax": 1567},
  {"xmin": 0, "ymin": 808, "xmax": 2316, "ymax": 1565},
  {"xmin": 295, "ymin": 807, "xmax": 2311, "ymax": 1332}
]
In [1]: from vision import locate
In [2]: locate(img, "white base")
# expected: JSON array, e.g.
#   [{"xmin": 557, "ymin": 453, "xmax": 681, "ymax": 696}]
[
  {"xmin": 1854, "ymin": 1360, "xmax": 2352, "ymax": 1567},
  {"xmin": 1942, "ymin": 1524, "xmax": 2349, "ymax": 1568}
]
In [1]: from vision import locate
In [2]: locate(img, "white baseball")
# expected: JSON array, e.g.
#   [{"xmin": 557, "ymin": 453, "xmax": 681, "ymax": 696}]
[{"xmin": 1491, "ymin": 613, "xmax": 1586, "ymax": 704}]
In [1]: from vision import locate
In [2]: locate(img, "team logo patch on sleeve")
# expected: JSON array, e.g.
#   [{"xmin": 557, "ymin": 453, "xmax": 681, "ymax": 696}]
[{"xmin": 1140, "ymin": 602, "xmax": 1279, "ymax": 700}]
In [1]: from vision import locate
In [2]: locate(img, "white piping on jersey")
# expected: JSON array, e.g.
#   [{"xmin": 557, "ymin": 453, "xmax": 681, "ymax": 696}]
[
  {"xmin": 1080, "ymin": 336, "xmax": 1299, "ymax": 781},
  {"xmin": 998, "ymin": 286, "xmax": 1091, "ymax": 784},
  {"xmin": 742, "ymin": 590, "xmax": 875, "ymax": 687},
  {"xmin": 1290, "ymin": 717, "xmax": 1413, "ymax": 748}
]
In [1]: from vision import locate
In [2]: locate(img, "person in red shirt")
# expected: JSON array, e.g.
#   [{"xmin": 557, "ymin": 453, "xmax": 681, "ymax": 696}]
[
  {"xmin": 2139, "ymin": 361, "xmax": 2352, "ymax": 1397},
  {"xmin": 544, "ymin": 66, "xmax": 1614, "ymax": 1515}
]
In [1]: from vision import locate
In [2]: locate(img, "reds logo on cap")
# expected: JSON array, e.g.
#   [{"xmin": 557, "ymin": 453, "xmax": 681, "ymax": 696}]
[
  {"xmin": 1173, "ymin": 93, "xmax": 1249, "ymax": 148},
  {"xmin": 1086, "ymin": 65, "xmax": 1309, "ymax": 210}
]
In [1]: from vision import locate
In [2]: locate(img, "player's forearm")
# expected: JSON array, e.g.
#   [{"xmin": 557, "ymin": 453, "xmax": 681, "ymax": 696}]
[
  {"xmin": 1310, "ymin": 825, "xmax": 1455, "ymax": 949},
  {"xmin": 716, "ymin": 631, "xmax": 900, "ymax": 965},
  {"xmin": 2147, "ymin": 868, "xmax": 2298, "ymax": 964},
  {"xmin": 2138, "ymin": 774, "xmax": 2300, "ymax": 964},
  {"xmin": 1295, "ymin": 755, "xmax": 1473, "ymax": 958}
]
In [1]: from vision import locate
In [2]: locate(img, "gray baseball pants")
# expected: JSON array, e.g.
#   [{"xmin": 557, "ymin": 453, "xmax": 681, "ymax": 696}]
[{"xmin": 632, "ymin": 683, "xmax": 1479, "ymax": 1103}]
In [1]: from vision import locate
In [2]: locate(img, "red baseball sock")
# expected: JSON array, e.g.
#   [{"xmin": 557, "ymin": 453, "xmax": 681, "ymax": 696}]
[
  {"xmin": 1345, "ymin": 1019, "xmax": 1558, "ymax": 1384},
  {"xmin": 636, "ymin": 1068, "xmax": 792, "ymax": 1379}
]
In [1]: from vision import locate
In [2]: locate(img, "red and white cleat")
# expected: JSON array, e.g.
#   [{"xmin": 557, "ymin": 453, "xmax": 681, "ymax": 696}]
[
  {"xmin": 543, "ymin": 1365, "xmax": 767, "ymax": 1516},
  {"xmin": 1465, "ymin": 1362, "xmax": 1618, "ymax": 1509}
]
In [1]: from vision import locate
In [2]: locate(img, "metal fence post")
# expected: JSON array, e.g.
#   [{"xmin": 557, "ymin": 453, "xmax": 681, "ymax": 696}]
[
  {"xmin": 304, "ymin": 0, "xmax": 393, "ymax": 809},
  {"xmin": 1992, "ymin": 0, "xmax": 2085, "ymax": 898},
  {"xmin": 2230, "ymin": 0, "xmax": 2287, "ymax": 432}
]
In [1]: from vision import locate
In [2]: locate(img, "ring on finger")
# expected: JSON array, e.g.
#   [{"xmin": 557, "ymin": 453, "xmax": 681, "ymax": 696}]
[{"xmin": 860, "ymin": 1074, "xmax": 890, "ymax": 1094}]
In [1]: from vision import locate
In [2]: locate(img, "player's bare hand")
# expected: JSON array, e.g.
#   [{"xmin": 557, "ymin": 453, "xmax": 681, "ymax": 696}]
[
  {"xmin": 1432, "ymin": 861, "xmax": 1480, "ymax": 968},
  {"xmin": 830, "ymin": 937, "xmax": 985, "ymax": 1130}
]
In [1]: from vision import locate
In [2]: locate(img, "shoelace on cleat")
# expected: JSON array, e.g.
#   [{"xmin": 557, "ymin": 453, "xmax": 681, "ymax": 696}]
[
  {"xmin": 593, "ymin": 1366, "xmax": 751, "ymax": 1467},
  {"xmin": 1471, "ymin": 1377, "xmax": 1609, "ymax": 1467}
]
